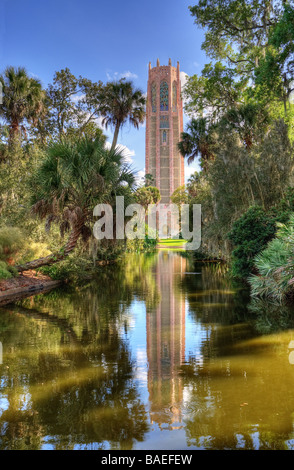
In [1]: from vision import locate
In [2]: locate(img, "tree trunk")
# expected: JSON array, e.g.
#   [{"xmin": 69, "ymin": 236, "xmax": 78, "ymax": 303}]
[
  {"xmin": 16, "ymin": 218, "xmax": 85, "ymax": 273},
  {"xmin": 110, "ymin": 122, "xmax": 121, "ymax": 152},
  {"xmin": 9, "ymin": 120, "xmax": 20, "ymax": 144}
]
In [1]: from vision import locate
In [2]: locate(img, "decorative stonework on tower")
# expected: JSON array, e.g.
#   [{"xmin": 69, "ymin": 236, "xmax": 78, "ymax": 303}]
[{"xmin": 145, "ymin": 59, "xmax": 185, "ymax": 204}]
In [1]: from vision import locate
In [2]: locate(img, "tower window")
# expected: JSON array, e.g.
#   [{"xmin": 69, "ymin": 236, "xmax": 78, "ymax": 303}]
[
  {"xmin": 172, "ymin": 82, "xmax": 177, "ymax": 112},
  {"xmin": 160, "ymin": 115, "xmax": 169, "ymax": 128},
  {"xmin": 160, "ymin": 81, "xmax": 168, "ymax": 111},
  {"xmin": 151, "ymin": 83, "xmax": 156, "ymax": 112},
  {"xmin": 162, "ymin": 130, "xmax": 167, "ymax": 144}
]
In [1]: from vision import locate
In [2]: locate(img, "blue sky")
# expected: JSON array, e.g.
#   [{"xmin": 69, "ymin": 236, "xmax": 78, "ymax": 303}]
[{"xmin": 1, "ymin": 0, "xmax": 206, "ymax": 182}]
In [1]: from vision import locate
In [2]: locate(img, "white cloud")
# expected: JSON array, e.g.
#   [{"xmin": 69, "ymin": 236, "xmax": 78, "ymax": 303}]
[
  {"xmin": 106, "ymin": 70, "xmax": 138, "ymax": 81},
  {"xmin": 180, "ymin": 72, "xmax": 189, "ymax": 112},
  {"xmin": 135, "ymin": 169, "xmax": 145, "ymax": 186},
  {"xmin": 184, "ymin": 161, "xmax": 201, "ymax": 183},
  {"xmin": 104, "ymin": 141, "xmax": 135, "ymax": 164},
  {"xmin": 119, "ymin": 71, "xmax": 138, "ymax": 80},
  {"xmin": 104, "ymin": 141, "xmax": 112, "ymax": 150},
  {"xmin": 105, "ymin": 142, "xmax": 145, "ymax": 187},
  {"xmin": 95, "ymin": 115, "xmax": 107, "ymax": 130},
  {"xmin": 180, "ymin": 71, "xmax": 189, "ymax": 91},
  {"xmin": 120, "ymin": 145, "xmax": 135, "ymax": 163},
  {"xmin": 71, "ymin": 93, "xmax": 85, "ymax": 103}
]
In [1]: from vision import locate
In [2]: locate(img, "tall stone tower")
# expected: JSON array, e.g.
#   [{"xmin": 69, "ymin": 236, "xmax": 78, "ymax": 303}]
[{"xmin": 145, "ymin": 59, "xmax": 185, "ymax": 204}]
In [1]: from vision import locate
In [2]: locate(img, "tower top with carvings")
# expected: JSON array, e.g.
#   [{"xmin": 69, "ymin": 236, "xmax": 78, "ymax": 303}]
[{"xmin": 147, "ymin": 58, "xmax": 181, "ymax": 82}]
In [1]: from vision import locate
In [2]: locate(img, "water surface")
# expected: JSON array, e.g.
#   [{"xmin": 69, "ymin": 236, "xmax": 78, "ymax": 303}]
[{"xmin": 1, "ymin": 251, "xmax": 294, "ymax": 450}]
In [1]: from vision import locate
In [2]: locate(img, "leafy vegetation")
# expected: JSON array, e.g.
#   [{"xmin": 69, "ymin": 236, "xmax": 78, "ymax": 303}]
[
  {"xmin": 16, "ymin": 136, "xmax": 136, "ymax": 272},
  {"xmin": 0, "ymin": 66, "xmax": 46, "ymax": 144},
  {"xmin": 227, "ymin": 206, "xmax": 278, "ymax": 279},
  {"xmin": 2, "ymin": 1, "xmax": 294, "ymax": 306},
  {"xmin": 134, "ymin": 186, "xmax": 161, "ymax": 210},
  {"xmin": 249, "ymin": 216, "xmax": 294, "ymax": 302},
  {"xmin": 97, "ymin": 79, "xmax": 146, "ymax": 151},
  {"xmin": 179, "ymin": 1, "xmax": 294, "ymax": 298},
  {"xmin": 0, "ymin": 66, "xmax": 151, "ymax": 281}
]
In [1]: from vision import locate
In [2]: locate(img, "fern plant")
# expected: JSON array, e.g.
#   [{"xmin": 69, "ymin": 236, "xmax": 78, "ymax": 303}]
[{"xmin": 249, "ymin": 215, "xmax": 294, "ymax": 302}]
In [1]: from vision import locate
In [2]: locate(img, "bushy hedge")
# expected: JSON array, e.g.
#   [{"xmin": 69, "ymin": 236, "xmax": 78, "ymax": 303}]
[
  {"xmin": 227, "ymin": 206, "xmax": 280, "ymax": 279},
  {"xmin": 227, "ymin": 187, "xmax": 294, "ymax": 279}
]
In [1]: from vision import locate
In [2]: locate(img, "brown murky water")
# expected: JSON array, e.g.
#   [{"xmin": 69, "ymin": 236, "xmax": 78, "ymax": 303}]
[{"xmin": 1, "ymin": 250, "xmax": 294, "ymax": 450}]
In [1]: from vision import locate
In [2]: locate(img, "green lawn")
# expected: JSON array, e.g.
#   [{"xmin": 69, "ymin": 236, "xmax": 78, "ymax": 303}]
[{"xmin": 157, "ymin": 239, "xmax": 187, "ymax": 246}]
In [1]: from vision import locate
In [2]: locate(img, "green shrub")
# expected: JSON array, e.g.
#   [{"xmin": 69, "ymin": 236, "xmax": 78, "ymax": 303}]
[
  {"xmin": 0, "ymin": 260, "xmax": 17, "ymax": 279},
  {"xmin": 126, "ymin": 224, "xmax": 158, "ymax": 253},
  {"xmin": 40, "ymin": 255, "xmax": 95, "ymax": 282},
  {"xmin": 144, "ymin": 224, "xmax": 158, "ymax": 249},
  {"xmin": 18, "ymin": 241, "xmax": 51, "ymax": 263},
  {"xmin": 227, "ymin": 187, "xmax": 294, "ymax": 279},
  {"xmin": 249, "ymin": 215, "xmax": 294, "ymax": 302},
  {"xmin": 39, "ymin": 241, "xmax": 124, "ymax": 283},
  {"xmin": 227, "ymin": 206, "xmax": 278, "ymax": 278},
  {"xmin": 0, "ymin": 226, "xmax": 24, "ymax": 262}
]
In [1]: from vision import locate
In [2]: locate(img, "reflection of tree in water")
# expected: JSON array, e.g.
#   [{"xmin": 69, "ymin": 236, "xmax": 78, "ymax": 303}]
[
  {"xmin": 31, "ymin": 326, "xmax": 147, "ymax": 450},
  {"xmin": 3, "ymin": 252, "xmax": 294, "ymax": 450},
  {"xmin": 179, "ymin": 261, "xmax": 294, "ymax": 450},
  {"xmin": 248, "ymin": 298, "xmax": 294, "ymax": 335},
  {"xmin": 118, "ymin": 252, "xmax": 160, "ymax": 309},
  {"xmin": 0, "ymin": 310, "xmax": 63, "ymax": 450},
  {"xmin": 182, "ymin": 259, "xmax": 294, "ymax": 340},
  {"xmin": 21, "ymin": 252, "xmax": 159, "ymax": 340},
  {"xmin": 181, "ymin": 261, "xmax": 252, "ymax": 325},
  {"xmin": 181, "ymin": 333, "xmax": 294, "ymax": 451},
  {"xmin": 0, "ymin": 261, "xmax": 153, "ymax": 449}
]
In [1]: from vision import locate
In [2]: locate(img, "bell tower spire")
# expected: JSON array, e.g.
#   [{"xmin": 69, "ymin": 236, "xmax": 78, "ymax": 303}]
[{"xmin": 145, "ymin": 59, "xmax": 184, "ymax": 203}]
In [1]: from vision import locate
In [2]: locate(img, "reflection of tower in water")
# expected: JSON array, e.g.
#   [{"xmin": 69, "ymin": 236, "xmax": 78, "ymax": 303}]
[{"xmin": 146, "ymin": 251, "xmax": 186, "ymax": 429}]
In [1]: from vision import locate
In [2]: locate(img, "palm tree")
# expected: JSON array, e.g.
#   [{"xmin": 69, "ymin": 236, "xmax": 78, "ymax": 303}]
[
  {"xmin": 16, "ymin": 136, "xmax": 136, "ymax": 272},
  {"xmin": 220, "ymin": 103, "xmax": 270, "ymax": 150},
  {"xmin": 98, "ymin": 80, "xmax": 146, "ymax": 151},
  {"xmin": 178, "ymin": 117, "xmax": 215, "ymax": 170},
  {"xmin": 0, "ymin": 66, "xmax": 46, "ymax": 142},
  {"xmin": 219, "ymin": 103, "xmax": 270, "ymax": 149}
]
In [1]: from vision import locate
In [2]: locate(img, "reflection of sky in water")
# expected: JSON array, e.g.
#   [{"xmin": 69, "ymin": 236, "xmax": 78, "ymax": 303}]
[
  {"xmin": 116, "ymin": 261, "xmax": 210, "ymax": 450},
  {"xmin": 133, "ymin": 423, "xmax": 196, "ymax": 450},
  {"xmin": 3, "ymin": 252, "xmax": 294, "ymax": 450},
  {"xmin": 0, "ymin": 396, "xmax": 9, "ymax": 414},
  {"xmin": 185, "ymin": 298, "xmax": 208, "ymax": 366},
  {"xmin": 122, "ymin": 300, "xmax": 149, "ymax": 402},
  {"xmin": 121, "ymin": 280, "xmax": 209, "ymax": 399}
]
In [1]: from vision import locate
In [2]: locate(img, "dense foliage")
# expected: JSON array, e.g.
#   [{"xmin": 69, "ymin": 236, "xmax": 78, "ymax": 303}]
[
  {"xmin": 0, "ymin": 66, "xmax": 149, "ymax": 280},
  {"xmin": 2, "ymin": 1, "xmax": 294, "ymax": 304},
  {"xmin": 179, "ymin": 1, "xmax": 294, "ymax": 302},
  {"xmin": 227, "ymin": 207, "xmax": 280, "ymax": 279},
  {"xmin": 249, "ymin": 216, "xmax": 294, "ymax": 302}
]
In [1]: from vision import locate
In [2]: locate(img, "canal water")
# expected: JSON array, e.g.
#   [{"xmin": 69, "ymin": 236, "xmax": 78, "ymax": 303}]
[{"xmin": 1, "ymin": 250, "xmax": 294, "ymax": 450}]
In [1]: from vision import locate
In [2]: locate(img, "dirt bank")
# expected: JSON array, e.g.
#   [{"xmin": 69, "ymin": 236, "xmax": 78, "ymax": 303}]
[{"xmin": 0, "ymin": 271, "xmax": 61, "ymax": 307}]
